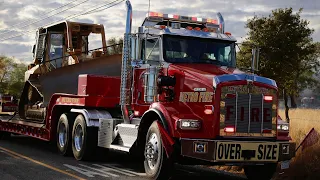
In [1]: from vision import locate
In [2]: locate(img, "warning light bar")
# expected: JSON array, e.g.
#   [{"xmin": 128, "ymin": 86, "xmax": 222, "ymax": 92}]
[{"xmin": 147, "ymin": 11, "xmax": 218, "ymax": 25}]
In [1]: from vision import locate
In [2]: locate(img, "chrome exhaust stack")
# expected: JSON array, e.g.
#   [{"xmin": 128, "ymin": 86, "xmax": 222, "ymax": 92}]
[
  {"xmin": 216, "ymin": 12, "xmax": 225, "ymax": 33},
  {"xmin": 120, "ymin": 0, "xmax": 132, "ymax": 123}
]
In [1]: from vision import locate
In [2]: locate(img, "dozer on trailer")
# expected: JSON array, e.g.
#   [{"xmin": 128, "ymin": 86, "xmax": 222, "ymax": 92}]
[{"xmin": 0, "ymin": 1, "xmax": 296, "ymax": 179}]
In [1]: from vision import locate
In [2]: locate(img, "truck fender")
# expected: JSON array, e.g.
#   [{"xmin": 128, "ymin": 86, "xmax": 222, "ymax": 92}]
[
  {"xmin": 156, "ymin": 121, "xmax": 175, "ymax": 158},
  {"xmin": 70, "ymin": 109, "xmax": 112, "ymax": 127},
  {"xmin": 142, "ymin": 108, "xmax": 171, "ymax": 133},
  {"xmin": 139, "ymin": 108, "xmax": 175, "ymax": 158},
  {"xmin": 149, "ymin": 102, "xmax": 175, "ymax": 135}
]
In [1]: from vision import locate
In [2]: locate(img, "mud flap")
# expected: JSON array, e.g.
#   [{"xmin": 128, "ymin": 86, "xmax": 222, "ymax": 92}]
[{"xmin": 156, "ymin": 121, "xmax": 175, "ymax": 158}]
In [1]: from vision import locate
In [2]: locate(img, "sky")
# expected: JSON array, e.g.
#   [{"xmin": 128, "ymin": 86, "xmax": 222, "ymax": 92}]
[{"xmin": 0, "ymin": 0, "xmax": 319, "ymax": 64}]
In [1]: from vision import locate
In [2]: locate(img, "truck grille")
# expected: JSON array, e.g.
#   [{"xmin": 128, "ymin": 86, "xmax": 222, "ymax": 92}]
[{"xmin": 220, "ymin": 85, "xmax": 277, "ymax": 137}]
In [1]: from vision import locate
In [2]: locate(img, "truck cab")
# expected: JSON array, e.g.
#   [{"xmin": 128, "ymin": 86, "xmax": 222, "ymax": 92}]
[{"xmin": 118, "ymin": 8, "xmax": 295, "ymax": 180}]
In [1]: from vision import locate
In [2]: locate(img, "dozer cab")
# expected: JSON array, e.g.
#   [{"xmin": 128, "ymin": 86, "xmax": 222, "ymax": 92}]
[{"xmin": 20, "ymin": 21, "xmax": 123, "ymax": 123}]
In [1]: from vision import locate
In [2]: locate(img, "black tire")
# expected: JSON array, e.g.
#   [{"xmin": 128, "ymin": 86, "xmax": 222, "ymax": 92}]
[
  {"xmin": 56, "ymin": 113, "xmax": 74, "ymax": 156},
  {"xmin": 71, "ymin": 114, "xmax": 97, "ymax": 161},
  {"xmin": 244, "ymin": 163, "xmax": 277, "ymax": 180},
  {"xmin": 144, "ymin": 121, "xmax": 174, "ymax": 180}
]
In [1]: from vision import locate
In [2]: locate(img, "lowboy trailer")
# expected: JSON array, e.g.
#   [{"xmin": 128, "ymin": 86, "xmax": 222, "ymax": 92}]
[{"xmin": 0, "ymin": 1, "xmax": 295, "ymax": 179}]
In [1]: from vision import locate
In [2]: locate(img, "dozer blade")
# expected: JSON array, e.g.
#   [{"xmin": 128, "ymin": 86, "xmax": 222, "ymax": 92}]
[{"xmin": 39, "ymin": 54, "xmax": 123, "ymax": 106}]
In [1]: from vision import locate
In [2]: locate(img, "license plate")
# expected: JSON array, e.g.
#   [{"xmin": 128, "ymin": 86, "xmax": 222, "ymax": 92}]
[
  {"xmin": 215, "ymin": 141, "xmax": 279, "ymax": 162},
  {"xmin": 281, "ymin": 160, "xmax": 290, "ymax": 169}
]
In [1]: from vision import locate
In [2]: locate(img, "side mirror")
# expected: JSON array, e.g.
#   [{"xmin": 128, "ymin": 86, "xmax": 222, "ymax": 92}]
[
  {"xmin": 130, "ymin": 34, "xmax": 143, "ymax": 67},
  {"xmin": 251, "ymin": 47, "xmax": 260, "ymax": 72},
  {"xmin": 130, "ymin": 35, "xmax": 137, "ymax": 61}
]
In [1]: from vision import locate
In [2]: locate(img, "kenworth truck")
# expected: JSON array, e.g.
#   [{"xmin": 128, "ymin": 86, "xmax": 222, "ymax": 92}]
[{"xmin": 0, "ymin": 1, "xmax": 295, "ymax": 179}]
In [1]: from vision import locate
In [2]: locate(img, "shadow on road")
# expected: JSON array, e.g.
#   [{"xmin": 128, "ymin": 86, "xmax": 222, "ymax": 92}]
[{"xmin": 0, "ymin": 134, "xmax": 246, "ymax": 180}]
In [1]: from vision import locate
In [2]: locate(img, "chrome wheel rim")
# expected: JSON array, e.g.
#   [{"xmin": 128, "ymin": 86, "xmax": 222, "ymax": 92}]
[
  {"xmin": 58, "ymin": 123, "xmax": 66, "ymax": 148},
  {"xmin": 145, "ymin": 133, "xmax": 160, "ymax": 170},
  {"xmin": 74, "ymin": 124, "xmax": 83, "ymax": 151}
]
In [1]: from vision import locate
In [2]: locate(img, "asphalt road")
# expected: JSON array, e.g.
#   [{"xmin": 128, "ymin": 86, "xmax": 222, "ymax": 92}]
[{"xmin": 0, "ymin": 133, "xmax": 247, "ymax": 180}]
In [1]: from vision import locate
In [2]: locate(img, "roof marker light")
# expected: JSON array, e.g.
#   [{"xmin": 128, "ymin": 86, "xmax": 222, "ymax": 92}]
[
  {"xmin": 148, "ymin": 12, "xmax": 163, "ymax": 17},
  {"xmin": 207, "ymin": 19, "xmax": 213, "ymax": 23},
  {"xmin": 159, "ymin": 25, "xmax": 166, "ymax": 29},
  {"xmin": 146, "ymin": 11, "xmax": 218, "ymax": 25}
]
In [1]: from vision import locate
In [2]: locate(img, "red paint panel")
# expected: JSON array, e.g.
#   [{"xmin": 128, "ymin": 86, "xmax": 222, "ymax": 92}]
[
  {"xmin": 78, "ymin": 74, "xmax": 121, "ymax": 97},
  {"xmin": 84, "ymin": 96, "xmax": 120, "ymax": 107},
  {"xmin": 0, "ymin": 121, "xmax": 50, "ymax": 141},
  {"xmin": 150, "ymin": 102, "xmax": 215, "ymax": 139}
]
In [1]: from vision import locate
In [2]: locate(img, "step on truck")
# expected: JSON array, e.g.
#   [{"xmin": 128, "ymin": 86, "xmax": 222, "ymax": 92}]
[{"xmin": 0, "ymin": 1, "xmax": 295, "ymax": 179}]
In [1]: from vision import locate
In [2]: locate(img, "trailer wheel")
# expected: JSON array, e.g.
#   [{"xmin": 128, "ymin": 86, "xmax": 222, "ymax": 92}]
[
  {"xmin": 72, "ymin": 114, "xmax": 97, "ymax": 161},
  {"xmin": 144, "ymin": 121, "xmax": 173, "ymax": 180},
  {"xmin": 244, "ymin": 163, "xmax": 277, "ymax": 180},
  {"xmin": 56, "ymin": 113, "xmax": 74, "ymax": 156}
]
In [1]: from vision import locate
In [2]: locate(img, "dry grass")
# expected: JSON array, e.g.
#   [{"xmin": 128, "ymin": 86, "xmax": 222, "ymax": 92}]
[
  {"xmin": 278, "ymin": 108, "xmax": 320, "ymax": 143},
  {"xmin": 274, "ymin": 108, "xmax": 320, "ymax": 180}
]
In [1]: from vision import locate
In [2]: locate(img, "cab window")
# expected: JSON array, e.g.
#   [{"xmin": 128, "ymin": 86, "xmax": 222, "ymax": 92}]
[
  {"xmin": 142, "ymin": 38, "xmax": 160, "ymax": 62},
  {"xmin": 49, "ymin": 33, "xmax": 63, "ymax": 68}
]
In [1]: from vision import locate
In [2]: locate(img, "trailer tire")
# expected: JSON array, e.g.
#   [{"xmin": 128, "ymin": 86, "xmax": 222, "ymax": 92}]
[
  {"xmin": 56, "ymin": 113, "xmax": 74, "ymax": 156},
  {"xmin": 143, "ymin": 121, "xmax": 173, "ymax": 180},
  {"xmin": 71, "ymin": 114, "xmax": 97, "ymax": 161},
  {"xmin": 244, "ymin": 163, "xmax": 277, "ymax": 180}
]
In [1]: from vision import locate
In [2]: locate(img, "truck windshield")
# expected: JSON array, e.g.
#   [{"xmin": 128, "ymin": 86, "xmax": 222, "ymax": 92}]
[{"xmin": 163, "ymin": 35, "xmax": 236, "ymax": 67}]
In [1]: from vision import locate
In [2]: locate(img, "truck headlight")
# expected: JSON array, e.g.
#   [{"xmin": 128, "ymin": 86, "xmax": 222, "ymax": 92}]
[
  {"xmin": 178, "ymin": 119, "xmax": 201, "ymax": 130},
  {"xmin": 277, "ymin": 124, "xmax": 289, "ymax": 131}
]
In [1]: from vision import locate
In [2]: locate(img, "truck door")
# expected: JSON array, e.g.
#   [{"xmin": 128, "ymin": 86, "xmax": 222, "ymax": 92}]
[{"xmin": 132, "ymin": 36, "xmax": 161, "ymax": 105}]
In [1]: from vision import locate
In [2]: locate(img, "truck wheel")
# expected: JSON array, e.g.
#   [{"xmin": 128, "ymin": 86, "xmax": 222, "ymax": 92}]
[
  {"xmin": 56, "ymin": 113, "xmax": 74, "ymax": 156},
  {"xmin": 244, "ymin": 163, "xmax": 277, "ymax": 180},
  {"xmin": 144, "ymin": 121, "xmax": 173, "ymax": 180},
  {"xmin": 71, "ymin": 114, "xmax": 97, "ymax": 161}
]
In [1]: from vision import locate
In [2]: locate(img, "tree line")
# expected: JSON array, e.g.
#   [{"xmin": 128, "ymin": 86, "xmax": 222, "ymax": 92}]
[
  {"xmin": 0, "ymin": 56, "xmax": 27, "ymax": 98},
  {"xmin": 237, "ymin": 8, "xmax": 320, "ymax": 121}
]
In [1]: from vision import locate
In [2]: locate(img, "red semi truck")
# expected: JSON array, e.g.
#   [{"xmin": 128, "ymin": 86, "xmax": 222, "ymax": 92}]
[{"xmin": 0, "ymin": 1, "xmax": 295, "ymax": 179}]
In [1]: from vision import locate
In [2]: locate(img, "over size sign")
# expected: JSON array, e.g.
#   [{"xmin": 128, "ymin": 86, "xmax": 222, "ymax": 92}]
[{"xmin": 215, "ymin": 142, "xmax": 279, "ymax": 162}]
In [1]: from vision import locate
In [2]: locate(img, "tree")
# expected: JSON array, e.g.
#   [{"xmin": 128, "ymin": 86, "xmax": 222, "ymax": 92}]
[
  {"xmin": 0, "ymin": 56, "xmax": 27, "ymax": 98},
  {"xmin": 237, "ymin": 8, "xmax": 320, "ymax": 122},
  {"xmin": 106, "ymin": 37, "xmax": 123, "ymax": 55}
]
